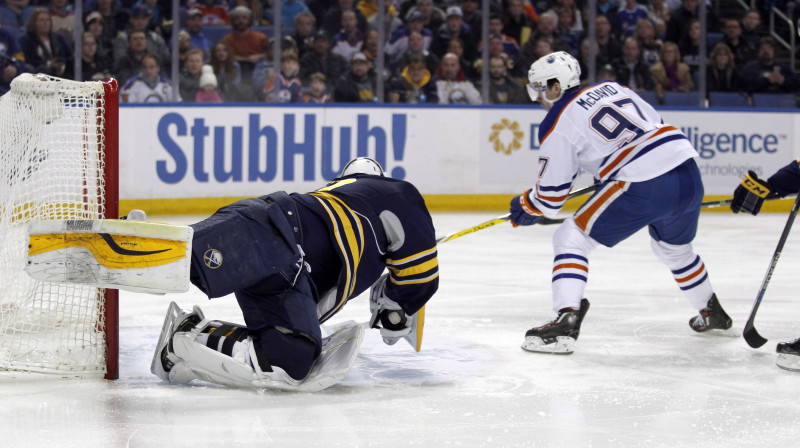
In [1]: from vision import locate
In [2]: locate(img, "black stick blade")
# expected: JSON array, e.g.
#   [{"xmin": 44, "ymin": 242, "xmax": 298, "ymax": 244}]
[{"xmin": 743, "ymin": 326, "xmax": 768, "ymax": 348}]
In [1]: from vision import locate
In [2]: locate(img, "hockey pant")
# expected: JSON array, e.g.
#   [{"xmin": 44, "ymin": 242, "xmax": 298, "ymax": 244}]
[
  {"xmin": 189, "ymin": 193, "xmax": 321, "ymax": 380},
  {"xmin": 551, "ymin": 159, "xmax": 713, "ymax": 311}
]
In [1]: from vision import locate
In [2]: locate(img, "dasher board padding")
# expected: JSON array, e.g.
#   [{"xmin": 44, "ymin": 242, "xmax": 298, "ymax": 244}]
[{"xmin": 26, "ymin": 219, "xmax": 194, "ymax": 293}]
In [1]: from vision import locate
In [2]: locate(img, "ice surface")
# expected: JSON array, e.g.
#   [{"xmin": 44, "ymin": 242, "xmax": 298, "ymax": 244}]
[{"xmin": 2, "ymin": 212, "xmax": 800, "ymax": 447}]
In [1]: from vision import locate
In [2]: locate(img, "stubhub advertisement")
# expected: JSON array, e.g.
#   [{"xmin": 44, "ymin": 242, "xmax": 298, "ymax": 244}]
[{"xmin": 120, "ymin": 104, "xmax": 798, "ymax": 206}]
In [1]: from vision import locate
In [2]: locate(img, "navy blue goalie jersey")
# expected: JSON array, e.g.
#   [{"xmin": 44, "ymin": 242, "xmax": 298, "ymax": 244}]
[{"xmin": 292, "ymin": 174, "xmax": 439, "ymax": 323}]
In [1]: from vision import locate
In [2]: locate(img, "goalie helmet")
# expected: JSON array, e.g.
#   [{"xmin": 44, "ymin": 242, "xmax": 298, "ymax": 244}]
[
  {"xmin": 526, "ymin": 51, "xmax": 581, "ymax": 104},
  {"xmin": 341, "ymin": 157, "xmax": 385, "ymax": 177}
]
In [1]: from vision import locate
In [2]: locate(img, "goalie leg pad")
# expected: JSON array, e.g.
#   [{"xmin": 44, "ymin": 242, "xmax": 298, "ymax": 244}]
[{"xmin": 26, "ymin": 219, "xmax": 193, "ymax": 293}]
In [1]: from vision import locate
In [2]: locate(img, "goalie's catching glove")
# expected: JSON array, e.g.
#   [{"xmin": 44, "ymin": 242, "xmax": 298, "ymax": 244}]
[
  {"xmin": 510, "ymin": 189, "xmax": 543, "ymax": 227},
  {"xmin": 731, "ymin": 171, "xmax": 778, "ymax": 215},
  {"xmin": 369, "ymin": 274, "xmax": 413, "ymax": 345}
]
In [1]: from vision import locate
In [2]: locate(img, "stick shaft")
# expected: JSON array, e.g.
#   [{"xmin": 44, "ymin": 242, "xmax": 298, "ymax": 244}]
[
  {"xmin": 742, "ymin": 193, "xmax": 800, "ymax": 348},
  {"xmin": 435, "ymin": 184, "xmax": 597, "ymax": 244}
]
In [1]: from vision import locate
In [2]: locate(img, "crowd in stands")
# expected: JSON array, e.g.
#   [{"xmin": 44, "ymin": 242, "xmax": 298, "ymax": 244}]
[{"xmin": 0, "ymin": 0, "xmax": 796, "ymax": 105}]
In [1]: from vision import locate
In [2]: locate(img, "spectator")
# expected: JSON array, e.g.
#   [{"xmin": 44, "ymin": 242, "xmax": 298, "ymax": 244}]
[
  {"xmin": 210, "ymin": 39, "xmax": 250, "ymax": 102},
  {"xmin": 435, "ymin": 52, "xmax": 481, "ymax": 104},
  {"xmin": 179, "ymin": 48, "xmax": 204, "ymax": 102},
  {"xmin": 181, "ymin": 8, "xmax": 212, "ymax": 61},
  {"xmin": 739, "ymin": 37, "xmax": 799, "ymax": 94},
  {"xmin": 120, "ymin": 53, "xmax": 177, "ymax": 103},
  {"xmin": 301, "ymin": 72, "xmax": 332, "ymax": 103},
  {"xmin": 223, "ymin": 6, "xmax": 268, "ymax": 81},
  {"xmin": 430, "ymin": 6, "xmax": 475, "ymax": 61},
  {"xmin": 19, "ymin": 8, "xmax": 72, "ymax": 78},
  {"xmin": 299, "ymin": 30, "xmax": 348, "ymax": 90},
  {"xmin": 459, "ymin": 0, "xmax": 482, "ymax": 37},
  {"xmin": 740, "ymin": 9, "xmax": 762, "ymax": 50},
  {"xmin": 446, "ymin": 36, "xmax": 477, "ymax": 81},
  {"xmin": 236, "ymin": 0, "xmax": 266, "ymax": 26},
  {"xmin": 678, "ymin": 18, "xmax": 700, "ymax": 76},
  {"xmin": 616, "ymin": 0, "xmax": 650, "ymax": 39},
  {"xmin": 281, "ymin": 0, "xmax": 310, "ymax": 28},
  {"xmin": 521, "ymin": 11, "xmax": 568, "ymax": 67},
  {"xmin": 196, "ymin": 64, "xmax": 223, "ymax": 102},
  {"xmin": 330, "ymin": 9, "xmax": 364, "ymax": 62},
  {"xmin": 251, "ymin": 37, "xmax": 276, "ymax": 94},
  {"xmin": 594, "ymin": 0, "xmax": 620, "ymax": 33},
  {"xmin": 487, "ymin": 54, "xmax": 527, "ymax": 104},
  {"xmin": 84, "ymin": 12, "xmax": 111, "ymax": 68},
  {"xmin": 706, "ymin": 42, "xmax": 742, "ymax": 93},
  {"xmin": 665, "ymin": 0, "xmax": 719, "ymax": 46},
  {"xmin": 721, "ymin": 17, "xmax": 756, "ymax": 69},
  {"xmin": 293, "ymin": 11, "xmax": 315, "ymax": 59},
  {"xmin": 648, "ymin": 0, "xmax": 669, "ymax": 41},
  {"xmin": 90, "ymin": 0, "xmax": 128, "ymax": 42},
  {"xmin": 556, "ymin": 0, "xmax": 582, "ymax": 35},
  {"xmin": 113, "ymin": 29, "xmax": 149, "ymax": 86},
  {"xmin": 0, "ymin": 0, "xmax": 34, "ymax": 32},
  {"xmin": 113, "ymin": 5, "xmax": 169, "ymax": 70},
  {"xmin": 357, "ymin": 0, "xmax": 396, "ymax": 20},
  {"xmin": 593, "ymin": 14, "xmax": 622, "ymax": 67},
  {"xmin": 635, "ymin": 18, "xmax": 662, "ymax": 67},
  {"xmin": 264, "ymin": 50, "xmax": 303, "ymax": 102},
  {"xmin": 554, "ymin": 6, "xmax": 580, "ymax": 55},
  {"xmin": 0, "ymin": 16, "xmax": 25, "ymax": 95},
  {"xmin": 393, "ymin": 29, "xmax": 440, "ymax": 78},
  {"xmin": 322, "ymin": 0, "xmax": 368, "ymax": 38},
  {"xmin": 476, "ymin": 33, "xmax": 520, "ymax": 77},
  {"xmin": 611, "ymin": 36, "xmax": 655, "ymax": 92},
  {"xmin": 81, "ymin": 32, "xmax": 111, "ymax": 81},
  {"xmin": 504, "ymin": 0, "xmax": 535, "ymax": 49},
  {"xmin": 333, "ymin": 51, "xmax": 377, "ymax": 102},
  {"xmin": 486, "ymin": 13, "xmax": 521, "ymax": 64},
  {"xmin": 385, "ymin": 10, "xmax": 432, "ymax": 65},
  {"xmin": 387, "ymin": 56, "xmax": 438, "ymax": 104},
  {"xmin": 196, "ymin": 0, "xmax": 230, "ymax": 26},
  {"xmin": 367, "ymin": 0, "xmax": 403, "ymax": 42},
  {"xmin": 133, "ymin": 0, "xmax": 165, "ymax": 34},
  {"xmin": 48, "ymin": 0, "xmax": 74, "ymax": 45},
  {"xmin": 175, "ymin": 30, "xmax": 194, "ymax": 70},
  {"xmin": 650, "ymin": 41, "xmax": 694, "ymax": 102},
  {"xmin": 406, "ymin": 0, "xmax": 445, "ymax": 35}
]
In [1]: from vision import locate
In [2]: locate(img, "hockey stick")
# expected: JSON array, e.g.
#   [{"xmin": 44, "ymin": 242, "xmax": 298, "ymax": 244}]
[
  {"xmin": 435, "ymin": 184, "xmax": 597, "ymax": 244},
  {"xmin": 534, "ymin": 193, "xmax": 800, "ymax": 226},
  {"xmin": 743, "ymin": 193, "xmax": 800, "ymax": 348}
]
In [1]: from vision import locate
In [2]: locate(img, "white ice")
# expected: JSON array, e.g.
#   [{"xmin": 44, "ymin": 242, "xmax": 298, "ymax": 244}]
[{"xmin": 3, "ymin": 211, "xmax": 800, "ymax": 447}]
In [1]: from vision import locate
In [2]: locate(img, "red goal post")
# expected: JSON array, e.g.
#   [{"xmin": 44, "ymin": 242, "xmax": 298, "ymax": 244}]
[{"xmin": 0, "ymin": 74, "xmax": 119, "ymax": 379}]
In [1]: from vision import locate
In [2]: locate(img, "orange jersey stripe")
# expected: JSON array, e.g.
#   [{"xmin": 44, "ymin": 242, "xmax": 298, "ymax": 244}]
[
  {"xmin": 598, "ymin": 126, "xmax": 677, "ymax": 179},
  {"xmin": 574, "ymin": 181, "xmax": 627, "ymax": 231}
]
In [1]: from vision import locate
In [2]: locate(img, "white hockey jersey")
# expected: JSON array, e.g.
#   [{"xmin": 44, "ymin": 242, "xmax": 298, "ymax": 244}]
[{"xmin": 530, "ymin": 81, "xmax": 697, "ymax": 218}]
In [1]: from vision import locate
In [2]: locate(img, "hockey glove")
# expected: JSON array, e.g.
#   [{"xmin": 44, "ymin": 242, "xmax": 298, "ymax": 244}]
[
  {"xmin": 731, "ymin": 171, "xmax": 777, "ymax": 215},
  {"xmin": 510, "ymin": 189, "xmax": 543, "ymax": 227},
  {"xmin": 368, "ymin": 274, "xmax": 413, "ymax": 345}
]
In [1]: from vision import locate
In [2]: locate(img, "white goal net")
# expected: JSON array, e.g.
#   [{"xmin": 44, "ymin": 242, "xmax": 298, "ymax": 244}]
[{"xmin": 0, "ymin": 74, "xmax": 118, "ymax": 378}]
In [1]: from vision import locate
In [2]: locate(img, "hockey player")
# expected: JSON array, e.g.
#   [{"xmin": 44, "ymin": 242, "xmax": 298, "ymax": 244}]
[
  {"xmin": 511, "ymin": 51, "xmax": 732, "ymax": 354},
  {"xmin": 151, "ymin": 157, "xmax": 439, "ymax": 390},
  {"xmin": 731, "ymin": 161, "xmax": 800, "ymax": 372}
]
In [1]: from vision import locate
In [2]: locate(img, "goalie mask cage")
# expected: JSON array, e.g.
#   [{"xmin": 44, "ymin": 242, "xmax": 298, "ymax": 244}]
[{"xmin": 0, "ymin": 74, "xmax": 119, "ymax": 379}]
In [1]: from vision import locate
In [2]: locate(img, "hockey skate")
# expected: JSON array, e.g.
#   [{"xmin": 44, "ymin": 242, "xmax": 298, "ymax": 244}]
[
  {"xmin": 689, "ymin": 294, "xmax": 732, "ymax": 333},
  {"xmin": 522, "ymin": 298, "xmax": 590, "ymax": 354},
  {"xmin": 151, "ymin": 301, "xmax": 205, "ymax": 381},
  {"xmin": 776, "ymin": 338, "xmax": 800, "ymax": 373}
]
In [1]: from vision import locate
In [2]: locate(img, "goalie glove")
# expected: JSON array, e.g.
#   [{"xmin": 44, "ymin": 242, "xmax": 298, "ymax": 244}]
[
  {"xmin": 731, "ymin": 171, "xmax": 778, "ymax": 215},
  {"xmin": 369, "ymin": 274, "xmax": 413, "ymax": 346},
  {"xmin": 509, "ymin": 189, "xmax": 543, "ymax": 227}
]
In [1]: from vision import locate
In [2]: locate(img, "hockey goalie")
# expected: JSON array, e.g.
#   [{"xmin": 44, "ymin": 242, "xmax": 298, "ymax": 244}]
[{"xmin": 26, "ymin": 158, "xmax": 439, "ymax": 391}]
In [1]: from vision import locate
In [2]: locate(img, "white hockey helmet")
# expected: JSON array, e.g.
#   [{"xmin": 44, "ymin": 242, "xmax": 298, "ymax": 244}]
[
  {"xmin": 526, "ymin": 51, "xmax": 581, "ymax": 104},
  {"xmin": 341, "ymin": 157, "xmax": 385, "ymax": 177}
]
